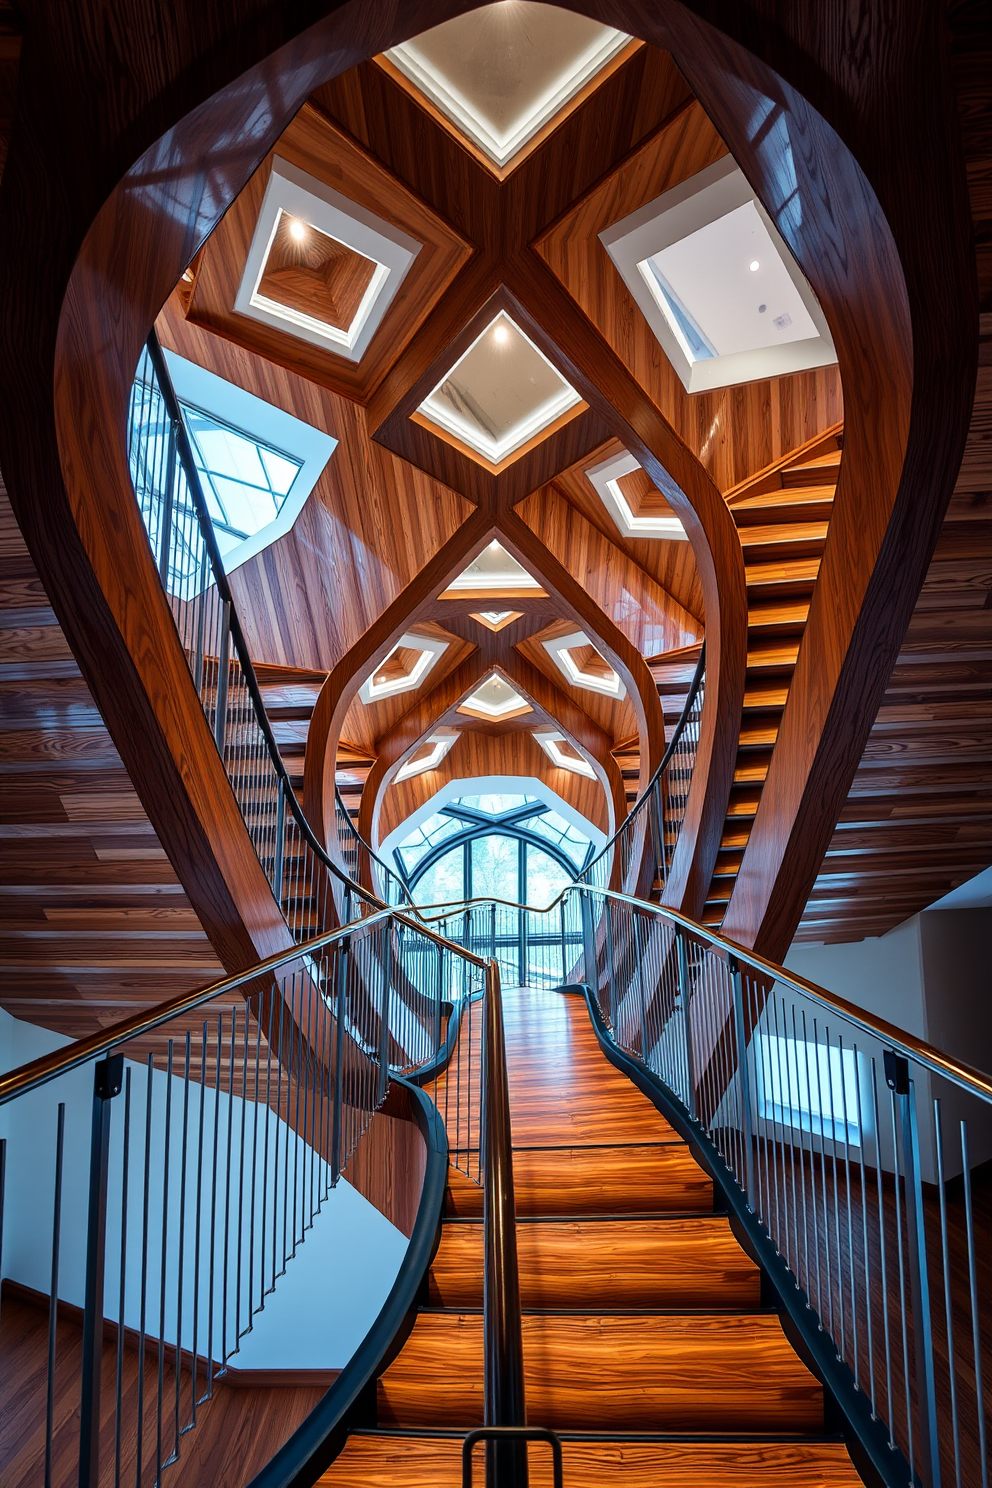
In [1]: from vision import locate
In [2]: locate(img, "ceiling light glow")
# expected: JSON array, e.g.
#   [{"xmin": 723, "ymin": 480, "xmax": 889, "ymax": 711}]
[
  {"xmin": 289, "ymin": 218, "xmax": 308, "ymax": 241},
  {"xmin": 749, "ymin": 259, "xmax": 759, "ymax": 272},
  {"xmin": 493, "ymin": 324, "xmax": 509, "ymax": 344}
]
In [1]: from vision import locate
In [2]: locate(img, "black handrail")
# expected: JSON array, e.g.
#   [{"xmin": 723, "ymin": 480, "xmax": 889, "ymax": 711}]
[
  {"xmin": 481, "ymin": 960, "xmax": 527, "ymax": 1487},
  {"xmin": 143, "ymin": 333, "xmax": 380, "ymax": 915},
  {"xmin": 575, "ymin": 642, "xmax": 705, "ymax": 884}
]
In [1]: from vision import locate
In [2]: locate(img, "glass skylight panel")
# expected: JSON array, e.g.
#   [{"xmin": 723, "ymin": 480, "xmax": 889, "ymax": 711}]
[
  {"xmin": 182, "ymin": 405, "xmax": 302, "ymax": 557},
  {"xmin": 600, "ymin": 158, "xmax": 836, "ymax": 393},
  {"xmin": 638, "ymin": 201, "xmax": 818, "ymax": 364},
  {"xmin": 418, "ymin": 313, "xmax": 580, "ymax": 466},
  {"xmin": 450, "ymin": 793, "xmax": 536, "ymax": 816}
]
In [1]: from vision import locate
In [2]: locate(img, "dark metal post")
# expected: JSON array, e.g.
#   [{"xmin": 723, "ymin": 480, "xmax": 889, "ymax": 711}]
[
  {"xmin": 885, "ymin": 1052, "xmax": 941, "ymax": 1488},
  {"xmin": 377, "ymin": 927, "xmax": 393, "ymax": 1105},
  {"xmin": 331, "ymin": 936, "xmax": 350, "ymax": 1184},
  {"xmin": 648, "ymin": 778, "xmax": 665, "ymax": 885},
  {"xmin": 579, "ymin": 890, "xmax": 595, "ymax": 993},
  {"xmin": 158, "ymin": 422, "xmax": 177, "ymax": 590},
  {"xmin": 729, "ymin": 956, "xmax": 756, "ymax": 1200},
  {"xmin": 558, "ymin": 898, "xmax": 568, "ymax": 985},
  {"xmin": 78, "ymin": 1055, "xmax": 124, "ymax": 1488},
  {"xmin": 482, "ymin": 962, "xmax": 528, "ymax": 1488},
  {"xmin": 676, "ymin": 930, "xmax": 698, "ymax": 1119},
  {"xmin": 214, "ymin": 599, "xmax": 231, "ymax": 753},
  {"xmin": 272, "ymin": 776, "xmax": 286, "ymax": 904}
]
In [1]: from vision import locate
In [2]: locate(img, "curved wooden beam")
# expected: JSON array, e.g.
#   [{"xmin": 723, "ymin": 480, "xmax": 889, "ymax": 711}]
[
  {"xmin": 304, "ymin": 509, "xmax": 493, "ymax": 852},
  {"xmin": 0, "ymin": 0, "xmax": 974, "ymax": 981},
  {"xmin": 357, "ymin": 647, "xmax": 627, "ymax": 857},
  {"xmin": 503, "ymin": 260, "xmax": 747, "ymax": 921}
]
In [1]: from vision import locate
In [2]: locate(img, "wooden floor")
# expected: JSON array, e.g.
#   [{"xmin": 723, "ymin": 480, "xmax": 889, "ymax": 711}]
[{"xmin": 320, "ymin": 984, "xmax": 862, "ymax": 1487}]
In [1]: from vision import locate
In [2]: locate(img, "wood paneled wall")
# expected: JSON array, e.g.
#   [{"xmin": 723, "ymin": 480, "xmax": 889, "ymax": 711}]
[
  {"xmin": 156, "ymin": 300, "xmax": 473, "ymax": 674},
  {"xmin": 0, "ymin": 484, "xmax": 222, "ymax": 1038},
  {"xmin": 377, "ymin": 729, "xmax": 610, "ymax": 846},
  {"xmin": 535, "ymin": 98, "xmax": 844, "ymax": 496}
]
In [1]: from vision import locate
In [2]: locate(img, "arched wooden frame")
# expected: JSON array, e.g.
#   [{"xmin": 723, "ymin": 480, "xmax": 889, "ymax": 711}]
[{"xmin": 0, "ymin": 0, "xmax": 975, "ymax": 971}]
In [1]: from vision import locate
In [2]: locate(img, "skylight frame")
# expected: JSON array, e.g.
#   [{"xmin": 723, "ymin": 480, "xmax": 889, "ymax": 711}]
[
  {"xmin": 444, "ymin": 540, "xmax": 543, "ymax": 595},
  {"xmin": 542, "ymin": 630, "xmax": 626, "ymax": 699},
  {"xmin": 417, "ymin": 313, "xmax": 581, "ymax": 466},
  {"xmin": 160, "ymin": 349, "xmax": 336, "ymax": 577},
  {"xmin": 384, "ymin": 21, "xmax": 632, "ymax": 171},
  {"xmin": 395, "ymin": 731, "xmax": 459, "ymax": 782},
  {"xmin": 600, "ymin": 156, "xmax": 836, "ymax": 393},
  {"xmin": 457, "ymin": 671, "xmax": 532, "ymax": 719},
  {"xmin": 235, "ymin": 158, "xmax": 421, "ymax": 363},
  {"xmin": 358, "ymin": 632, "xmax": 449, "ymax": 704},
  {"xmin": 585, "ymin": 451, "xmax": 688, "ymax": 540},
  {"xmin": 533, "ymin": 728, "xmax": 597, "ymax": 778}
]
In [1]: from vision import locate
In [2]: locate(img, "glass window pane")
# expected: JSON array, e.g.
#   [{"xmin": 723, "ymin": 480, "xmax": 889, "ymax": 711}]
[
  {"xmin": 526, "ymin": 845, "xmax": 572, "ymax": 909},
  {"xmin": 412, "ymin": 847, "xmax": 464, "ymax": 907},
  {"xmin": 470, "ymin": 834, "xmax": 519, "ymax": 901},
  {"xmin": 180, "ymin": 403, "xmax": 302, "ymax": 545}
]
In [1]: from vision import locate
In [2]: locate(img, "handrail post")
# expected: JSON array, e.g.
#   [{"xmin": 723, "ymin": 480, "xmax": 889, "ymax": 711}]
[
  {"xmin": 482, "ymin": 961, "xmax": 527, "ymax": 1487},
  {"xmin": 214, "ymin": 599, "xmax": 231, "ymax": 754},
  {"xmin": 377, "ymin": 925, "xmax": 393, "ymax": 1106},
  {"xmin": 78, "ymin": 1054, "xmax": 124, "ymax": 1488},
  {"xmin": 728, "ymin": 955, "xmax": 756, "ymax": 1201},
  {"xmin": 579, "ymin": 890, "xmax": 595, "ymax": 996},
  {"xmin": 331, "ymin": 936, "xmax": 350, "ymax": 1184},
  {"xmin": 676, "ymin": 929, "xmax": 698, "ymax": 1120},
  {"xmin": 886, "ymin": 1052, "xmax": 941, "ymax": 1488},
  {"xmin": 648, "ymin": 778, "xmax": 665, "ymax": 887},
  {"xmin": 273, "ymin": 774, "xmax": 286, "ymax": 905}
]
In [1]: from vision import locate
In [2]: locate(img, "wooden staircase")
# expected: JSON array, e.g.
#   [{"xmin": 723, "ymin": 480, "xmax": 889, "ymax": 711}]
[
  {"xmin": 701, "ymin": 427, "xmax": 843, "ymax": 927},
  {"xmin": 318, "ymin": 982, "xmax": 860, "ymax": 1486}
]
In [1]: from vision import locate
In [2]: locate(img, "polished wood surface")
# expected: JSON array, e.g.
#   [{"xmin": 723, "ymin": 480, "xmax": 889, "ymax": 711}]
[
  {"xmin": 0, "ymin": 485, "xmax": 222, "ymax": 1038},
  {"xmin": 185, "ymin": 101, "xmax": 472, "ymax": 405},
  {"xmin": 320, "ymin": 1432, "xmax": 861, "ymax": 1488},
  {"xmin": 430, "ymin": 1215, "xmax": 760, "ymax": 1310},
  {"xmin": 360, "ymin": 980, "xmax": 845, "ymax": 1479},
  {"xmin": 377, "ymin": 1309, "xmax": 823, "ymax": 1432}
]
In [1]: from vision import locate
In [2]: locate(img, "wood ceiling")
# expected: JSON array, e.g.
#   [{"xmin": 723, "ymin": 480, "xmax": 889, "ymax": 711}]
[{"xmin": 0, "ymin": 0, "xmax": 986, "ymax": 1050}]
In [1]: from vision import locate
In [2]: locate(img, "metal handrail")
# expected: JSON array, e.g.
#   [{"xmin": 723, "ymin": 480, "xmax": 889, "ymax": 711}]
[
  {"xmin": 142, "ymin": 333, "xmax": 381, "ymax": 914},
  {"xmin": 334, "ymin": 781, "xmax": 417, "ymax": 909},
  {"xmin": 411, "ymin": 888, "xmax": 992, "ymax": 1105},
  {"xmin": 481, "ymin": 960, "xmax": 527, "ymax": 1487},
  {"xmin": 0, "ymin": 908, "xmax": 486, "ymax": 1108},
  {"xmin": 575, "ymin": 642, "xmax": 705, "ymax": 885}
]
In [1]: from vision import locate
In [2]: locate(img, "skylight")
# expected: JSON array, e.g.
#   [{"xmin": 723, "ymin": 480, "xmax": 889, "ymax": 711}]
[
  {"xmin": 533, "ymin": 729, "xmax": 597, "ymax": 778},
  {"xmin": 395, "ymin": 731, "xmax": 459, "ymax": 781},
  {"xmin": 141, "ymin": 350, "xmax": 336, "ymax": 584},
  {"xmin": 417, "ymin": 312, "xmax": 581, "ymax": 467},
  {"xmin": 600, "ymin": 157, "xmax": 835, "ymax": 393},
  {"xmin": 457, "ymin": 673, "xmax": 532, "ymax": 720},
  {"xmin": 470, "ymin": 609, "xmax": 524, "ymax": 632},
  {"xmin": 443, "ymin": 540, "xmax": 543, "ymax": 596},
  {"xmin": 235, "ymin": 157, "xmax": 421, "ymax": 362},
  {"xmin": 384, "ymin": 4, "xmax": 632, "ymax": 170},
  {"xmin": 585, "ymin": 451, "xmax": 687, "ymax": 540},
  {"xmin": 358, "ymin": 632, "xmax": 449, "ymax": 703},
  {"xmin": 542, "ymin": 630, "xmax": 626, "ymax": 699}
]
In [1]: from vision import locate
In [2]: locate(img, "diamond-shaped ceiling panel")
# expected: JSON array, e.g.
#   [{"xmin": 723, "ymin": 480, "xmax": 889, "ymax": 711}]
[
  {"xmin": 384, "ymin": 3, "xmax": 631, "ymax": 170},
  {"xmin": 417, "ymin": 313, "xmax": 580, "ymax": 467}
]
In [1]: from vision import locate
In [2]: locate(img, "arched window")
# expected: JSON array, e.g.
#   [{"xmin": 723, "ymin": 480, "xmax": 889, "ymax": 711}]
[{"xmin": 393, "ymin": 793, "xmax": 593, "ymax": 909}]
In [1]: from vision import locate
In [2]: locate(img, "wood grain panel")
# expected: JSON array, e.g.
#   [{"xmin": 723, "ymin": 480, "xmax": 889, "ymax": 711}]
[
  {"xmin": 377, "ymin": 731, "xmax": 611, "ymax": 844},
  {"xmin": 185, "ymin": 101, "xmax": 473, "ymax": 405},
  {"xmin": 377, "ymin": 1310, "xmax": 822, "ymax": 1432},
  {"xmin": 157, "ymin": 298, "xmax": 473, "ymax": 674},
  {"xmin": 535, "ymin": 99, "xmax": 844, "ymax": 496},
  {"xmin": 0, "ymin": 486, "xmax": 222, "ymax": 1037},
  {"xmin": 445, "ymin": 1144, "xmax": 711, "ymax": 1219},
  {"xmin": 319, "ymin": 1433, "xmax": 862, "ymax": 1488},
  {"xmin": 429, "ymin": 1215, "xmax": 760, "ymax": 1310}
]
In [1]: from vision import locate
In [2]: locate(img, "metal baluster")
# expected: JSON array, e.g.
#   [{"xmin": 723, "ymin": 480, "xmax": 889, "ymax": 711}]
[
  {"xmin": 45, "ymin": 1103, "xmax": 66, "ymax": 1488},
  {"xmin": 959, "ymin": 1121, "xmax": 988, "ymax": 1488}
]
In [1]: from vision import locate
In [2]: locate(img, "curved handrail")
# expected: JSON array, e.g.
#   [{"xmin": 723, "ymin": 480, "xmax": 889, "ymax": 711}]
[
  {"xmin": 575, "ymin": 643, "xmax": 705, "ymax": 886},
  {"xmin": 0, "ymin": 908, "xmax": 486, "ymax": 1108},
  {"xmin": 411, "ymin": 888, "xmax": 992, "ymax": 1104},
  {"xmin": 140, "ymin": 333, "xmax": 382, "ymax": 920},
  {"xmin": 333, "ymin": 781, "xmax": 416, "ymax": 909}
]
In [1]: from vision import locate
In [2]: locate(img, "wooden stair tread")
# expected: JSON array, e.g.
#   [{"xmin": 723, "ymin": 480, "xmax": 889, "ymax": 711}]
[
  {"xmin": 377, "ymin": 1311, "xmax": 824, "ymax": 1432},
  {"xmin": 737, "ymin": 521, "xmax": 829, "ymax": 548},
  {"xmin": 429, "ymin": 1216, "xmax": 760, "ymax": 1311},
  {"xmin": 319, "ymin": 1433, "xmax": 861, "ymax": 1486},
  {"xmin": 445, "ymin": 1143, "xmax": 713, "ymax": 1218}
]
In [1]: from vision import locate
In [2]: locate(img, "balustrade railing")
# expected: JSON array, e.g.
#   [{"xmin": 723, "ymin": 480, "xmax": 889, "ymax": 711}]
[
  {"xmin": 128, "ymin": 335, "xmax": 377, "ymax": 936},
  {"xmin": 0, "ymin": 910, "xmax": 488, "ymax": 1488},
  {"xmin": 576, "ymin": 886, "xmax": 991, "ymax": 1488},
  {"xmin": 577, "ymin": 647, "xmax": 705, "ymax": 892}
]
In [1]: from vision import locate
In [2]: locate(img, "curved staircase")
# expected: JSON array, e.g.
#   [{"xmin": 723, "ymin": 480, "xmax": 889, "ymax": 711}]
[{"xmin": 318, "ymin": 981, "xmax": 859, "ymax": 1486}]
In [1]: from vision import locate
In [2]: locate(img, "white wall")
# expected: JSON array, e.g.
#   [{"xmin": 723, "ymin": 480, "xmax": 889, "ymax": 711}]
[
  {"xmin": 0, "ymin": 1007, "xmax": 408, "ymax": 1370},
  {"xmin": 785, "ymin": 907, "xmax": 992, "ymax": 1180}
]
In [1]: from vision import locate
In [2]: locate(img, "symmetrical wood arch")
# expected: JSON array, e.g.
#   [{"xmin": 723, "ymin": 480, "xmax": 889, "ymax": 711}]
[{"xmin": 0, "ymin": 0, "xmax": 980, "ymax": 1004}]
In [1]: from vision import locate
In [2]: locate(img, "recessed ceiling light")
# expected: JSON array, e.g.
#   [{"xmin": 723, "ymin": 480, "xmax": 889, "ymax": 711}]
[
  {"xmin": 493, "ymin": 324, "xmax": 509, "ymax": 344},
  {"xmin": 749, "ymin": 259, "xmax": 760, "ymax": 272},
  {"xmin": 289, "ymin": 218, "xmax": 307, "ymax": 242}
]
